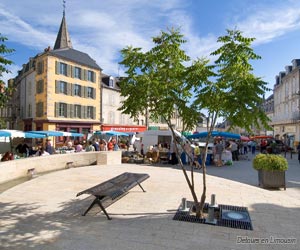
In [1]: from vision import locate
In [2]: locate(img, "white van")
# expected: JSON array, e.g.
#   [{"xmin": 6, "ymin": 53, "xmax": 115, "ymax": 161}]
[{"xmin": 133, "ymin": 129, "xmax": 187, "ymax": 153}]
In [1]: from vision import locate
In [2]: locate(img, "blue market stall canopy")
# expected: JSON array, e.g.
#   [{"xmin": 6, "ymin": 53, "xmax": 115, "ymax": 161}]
[
  {"xmin": 94, "ymin": 130, "xmax": 129, "ymax": 136},
  {"xmin": 0, "ymin": 129, "xmax": 46, "ymax": 138},
  {"xmin": 187, "ymin": 131, "xmax": 241, "ymax": 140},
  {"xmin": 29, "ymin": 130, "xmax": 84, "ymax": 137}
]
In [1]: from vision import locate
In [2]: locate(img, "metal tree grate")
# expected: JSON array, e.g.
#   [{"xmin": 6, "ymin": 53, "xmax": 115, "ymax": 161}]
[{"xmin": 173, "ymin": 201, "xmax": 253, "ymax": 231}]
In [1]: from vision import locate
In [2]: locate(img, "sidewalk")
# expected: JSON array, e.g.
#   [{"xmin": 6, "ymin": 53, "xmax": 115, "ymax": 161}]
[{"xmin": 0, "ymin": 156, "xmax": 299, "ymax": 250}]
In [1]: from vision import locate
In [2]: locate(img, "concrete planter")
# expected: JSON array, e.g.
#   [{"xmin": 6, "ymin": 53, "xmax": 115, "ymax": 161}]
[{"xmin": 258, "ymin": 169, "xmax": 286, "ymax": 190}]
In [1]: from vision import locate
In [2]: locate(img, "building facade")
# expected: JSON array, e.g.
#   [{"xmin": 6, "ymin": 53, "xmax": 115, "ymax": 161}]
[
  {"xmin": 4, "ymin": 13, "xmax": 102, "ymax": 142},
  {"xmin": 271, "ymin": 59, "xmax": 300, "ymax": 148},
  {"xmin": 101, "ymin": 75, "xmax": 146, "ymax": 133}
]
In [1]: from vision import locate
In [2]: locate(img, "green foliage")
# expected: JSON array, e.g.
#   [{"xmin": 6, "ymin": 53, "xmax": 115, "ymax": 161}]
[
  {"xmin": 118, "ymin": 28, "xmax": 214, "ymax": 131},
  {"xmin": 195, "ymin": 29, "xmax": 271, "ymax": 132},
  {"xmin": 0, "ymin": 33, "xmax": 15, "ymax": 108},
  {"xmin": 253, "ymin": 153, "xmax": 288, "ymax": 171}
]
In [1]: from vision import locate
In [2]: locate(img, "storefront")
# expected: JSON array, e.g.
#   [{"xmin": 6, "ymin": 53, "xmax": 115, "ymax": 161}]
[{"xmin": 101, "ymin": 124, "xmax": 147, "ymax": 133}]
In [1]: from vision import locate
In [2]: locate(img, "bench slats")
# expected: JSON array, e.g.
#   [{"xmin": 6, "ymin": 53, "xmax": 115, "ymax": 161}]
[{"xmin": 76, "ymin": 172, "xmax": 150, "ymax": 219}]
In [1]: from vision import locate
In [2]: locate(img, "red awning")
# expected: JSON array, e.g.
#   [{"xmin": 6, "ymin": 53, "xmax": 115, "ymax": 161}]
[
  {"xmin": 250, "ymin": 135, "xmax": 273, "ymax": 139},
  {"xmin": 101, "ymin": 125, "xmax": 147, "ymax": 133}
]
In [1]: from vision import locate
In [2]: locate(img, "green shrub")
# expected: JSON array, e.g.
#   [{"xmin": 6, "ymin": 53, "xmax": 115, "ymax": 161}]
[{"xmin": 252, "ymin": 154, "xmax": 288, "ymax": 171}]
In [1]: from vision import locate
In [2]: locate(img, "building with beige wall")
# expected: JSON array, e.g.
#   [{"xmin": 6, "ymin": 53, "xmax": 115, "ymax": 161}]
[{"xmin": 4, "ymin": 13, "xmax": 102, "ymax": 143}]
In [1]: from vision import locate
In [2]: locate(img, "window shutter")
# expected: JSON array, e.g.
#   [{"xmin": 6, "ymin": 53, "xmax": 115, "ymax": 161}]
[
  {"xmin": 71, "ymin": 83, "xmax": 75, "ymax": 96},
  {"xmin": 64, "ymin": 103, "xmax": 67, "ymax": 117},
  {"xmin": 55, "ymin": 61, "xmax": 59, "ymax": 74},
  {"xmin": 36, "ymin": 102, "xmax": 44, "ymax": 117},
  {"xmin": 67, "ymin": 64, "xmax": 71, "ymax": 77},
  {"xmin": 71, "ymin": 66, "xmax": 74, "ymax": 78},
  {"xmin": 38, "ymin": 80, "xmax": 44, "ymax": 93},
  {"xmin": 41, "ymin": 61, "xmax": 44, "ymax": 73},
  {"xmin": 36, "ymin": 81, "xmax": 39, "ymax": 94},
  {"xmin": 92, "ymin": 72, "xmax": 96, "ymax": 83},
  {"xmin": 81, "ymin": 106, "xmax": 86, "ymax": 119},
  {"xmin": 55, "ymin": 102, "xmax": 59, "ymax": 117},
  {"xmin": 67, "ymin": 104, "xmax": 74, "ymax": 118},
  {"xmin": 79, "ymin": 67, "xmax": 82, "ymax": 79},
  {"xmin": 84, "ymin": 86, "xmax": 87, "ymax": 98},
  {"xmin": 67, "ymin": 82, "xmax": 72, "ymax": 96},
  {"xmin": 93, "ymin": 106, "xmax": 96, "ymax": 119},
  {"xmin": 84, "ymin": 69, "xmax": 87, "ymax": 81},
  {"xmin": 93, "ymin": 88, "xmax": 96, "ymax": 99},
  {"xmin": 55, "ymin": 80, "xmax": 59, "ymax": 94}
]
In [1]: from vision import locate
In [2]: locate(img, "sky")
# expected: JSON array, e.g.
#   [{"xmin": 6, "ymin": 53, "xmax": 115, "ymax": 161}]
[{"xmin": 1, "ymin": 0, "xmax": 300, "ymax": 98}]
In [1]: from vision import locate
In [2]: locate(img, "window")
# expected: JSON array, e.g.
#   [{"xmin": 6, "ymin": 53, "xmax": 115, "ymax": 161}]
[
  {"xmin": 59, "ymin": 81, "xmax": 67, "ymax": 94},
  {"xmin": 74, "ymin": 105, "xmax": 81, "ymax": 118},
  {"xmin": 74, "ymin": 67, "xmax": 81, "ymax": 79},
  {"xmin": 36, "ymin": 102, "xmax": 44, "ymax": 117},
  {"xmin": 108, "ymin": 111, "xmax": 115, "ymax": 124},
  {"xmin": 87, "ymin": 70, "xmax": 95, "ymax": 82},
  {"xmin": 87, "ymin": 87, "xmax": 94, "ymax": 98},
  {"xmin": 37, "ymin": 61, "xmax": 43, "ymax": 74},
  {"xmin": 60, "ymin": 63, "xmax": 67, "ymax": 76},
  {"xmin": 59, "ymin": 103, "xmax": 67, "ymax": 117},
  {"xmin": 87, "ymin": 106, "xmax": 94, "ymax": 119},
  {"xmin": 36, "ymin": 80, "xmax": 44, "ymax": 94},
  {"xmin": 109, "ymin": 78, "xmax": 114, "ymax": 87},
  {"xmin": 110, "ymin": 94, "xmax": 115, "ymax": 105},
  {"xmin": 74, "ymin": 84, "xmax": 81, "ymax": 96}
]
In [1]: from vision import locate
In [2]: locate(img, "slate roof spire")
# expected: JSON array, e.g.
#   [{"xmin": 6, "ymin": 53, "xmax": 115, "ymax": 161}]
[{"xmin": 53, "ymin": 0, "xmax": 73, "ymax": 50}]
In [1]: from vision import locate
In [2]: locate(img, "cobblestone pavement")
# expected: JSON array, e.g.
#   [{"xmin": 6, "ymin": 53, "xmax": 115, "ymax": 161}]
[{"xmin": 0, "ymin": 152, "xmax": 299, "ymax": 250}]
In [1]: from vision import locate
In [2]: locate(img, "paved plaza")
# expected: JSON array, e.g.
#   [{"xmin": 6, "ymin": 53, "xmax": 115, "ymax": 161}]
[{"xmin": 0, "ymin": 153, "xmax": 299, "ymax": 250}]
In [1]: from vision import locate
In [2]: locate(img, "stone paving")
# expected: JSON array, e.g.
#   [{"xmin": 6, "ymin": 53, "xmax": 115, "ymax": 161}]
[{"xmin": 0, "ymin": 153, "xmax": 299, "ymax": 250}]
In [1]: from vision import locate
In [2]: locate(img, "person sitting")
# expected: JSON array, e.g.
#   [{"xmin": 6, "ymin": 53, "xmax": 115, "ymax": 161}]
[
  {"xmin": 45, "ymin": 140, "xmax": 55, "ymax": 155},
  {"xmin": 85, "ymin": 141, "xmax": 95, "ymax": 152},
  {"xmin": 1, "ymin": 151, "xmax": 14, "ymax": 161},
  {"xmin": 16, "ymin": 141, "xmax": 30, "ymax": 157},
  {"xmin": 75, "ymin": 142, "xmax": 83, "ymax": 152},
  {"xmin": 35, "ymin": 147, "xmax": 50, "ymax": 156}
]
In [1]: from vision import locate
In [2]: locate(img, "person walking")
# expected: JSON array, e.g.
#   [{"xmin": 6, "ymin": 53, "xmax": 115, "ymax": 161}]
[
  {"xmin": 251, "ymin": 140, "xmax": 257, "ymax": 155},
  {"xmin": 297, "ymin": 143, "xmax": 300, "ymax": 164}
]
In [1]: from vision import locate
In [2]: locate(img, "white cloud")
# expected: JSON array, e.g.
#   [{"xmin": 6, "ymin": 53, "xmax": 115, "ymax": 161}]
[
  {"xmin": 0, "ymin": 6, "xmax": 55, "ymax": 50},
  {"xmin": 2, "ymin": 0, "xmax": 300, "ymax": 78},
  {"xmin": 233, "ymin": 5, "xmax": 300, "ymax": 45},
  {"xmin": 1, "ymin": 64, "xmax": 21, "ymax": 85}
]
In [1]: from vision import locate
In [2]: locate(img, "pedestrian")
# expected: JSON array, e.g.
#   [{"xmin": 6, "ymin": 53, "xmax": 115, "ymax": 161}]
[
  {"xmin": 251, "ymin": 140, "xmax": 257, "ymax": 155},
  {"xmin": 297, "ymin": 143, "xmax": 300, "ymax": 164}
]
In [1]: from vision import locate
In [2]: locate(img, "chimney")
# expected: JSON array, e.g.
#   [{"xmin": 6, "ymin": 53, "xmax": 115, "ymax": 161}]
[
  {"xmin": 275, "ymin": 75, "xmax": 279, "ymax": 85},
  {"xmin": 292, "ymin": 59, "xmax": 300, "ymax": 69},
  {"xmin": 279, "ymin": 71, "xmax": 286, "ymax": 83},
  {"xmin": 285, "ymin": 65, "xmax": 292, "ymax": 74}
]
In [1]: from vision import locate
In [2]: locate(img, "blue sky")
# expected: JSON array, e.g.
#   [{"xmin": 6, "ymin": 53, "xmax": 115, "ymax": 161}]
[{"xmin": 1, "ymin": 0, "xmax": 300, "ymax": 98}]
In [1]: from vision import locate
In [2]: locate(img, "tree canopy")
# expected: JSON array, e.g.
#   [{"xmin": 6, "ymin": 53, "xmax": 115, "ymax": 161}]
[
  {"xmin": 118, "ymin": 27, "xmax": 270, "ymax": 217},
  {"xmin": 119, "ymin": 28, "xmax": 214, "ymax": 131},
  {"xmin": 0, "ymin": 33, "xmax": 15, "ymax": 108}
]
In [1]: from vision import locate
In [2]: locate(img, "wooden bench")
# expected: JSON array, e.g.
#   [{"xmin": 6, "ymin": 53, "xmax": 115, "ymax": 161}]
[{"xmin": 76, "ymin": 172, "xmax": 150, "ymax": 220}]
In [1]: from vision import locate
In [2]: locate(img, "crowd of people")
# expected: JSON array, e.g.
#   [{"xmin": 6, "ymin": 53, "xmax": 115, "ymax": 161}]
[
  {"xmin": 0, "ymin": 136, "xmax": 125, "ymax": 162},
  {"xmin": 140, "ymin": 138, "xmax": 263, "ymax": 167}
]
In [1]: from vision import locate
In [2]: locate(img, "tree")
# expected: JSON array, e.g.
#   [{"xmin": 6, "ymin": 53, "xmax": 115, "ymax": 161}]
[
  {"xmin": 118, "ymin": 28, "xmax": 270, "ymax": 218},
  {"xmin": 0, "ymin": 33, "xmax": 15, "ymax": 108},
  {"xmin": 194, "ymin": 29, "xmax": 271, "ymax": 215}
]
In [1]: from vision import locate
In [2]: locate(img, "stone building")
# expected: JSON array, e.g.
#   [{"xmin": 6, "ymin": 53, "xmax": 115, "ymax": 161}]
[{"xmin": 271, "ymin": 59, "xmax": 300, "ymax": 148}]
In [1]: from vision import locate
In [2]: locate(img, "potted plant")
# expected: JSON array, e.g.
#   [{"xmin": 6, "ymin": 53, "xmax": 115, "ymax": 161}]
[{"xmin": 252, "ymin": 154, "xmax": 288, "ymax": 190}]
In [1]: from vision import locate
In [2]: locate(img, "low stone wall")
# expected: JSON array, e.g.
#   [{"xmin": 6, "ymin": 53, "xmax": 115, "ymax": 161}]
[{"xmin": 0, "ymin": 151, "xmax": 122, "ymax": 185}]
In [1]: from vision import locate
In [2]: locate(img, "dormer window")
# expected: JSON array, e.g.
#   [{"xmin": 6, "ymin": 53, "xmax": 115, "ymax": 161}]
[{"xmin": 109, "ymin": 77, "xmax": 114, "ymax": 88}]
